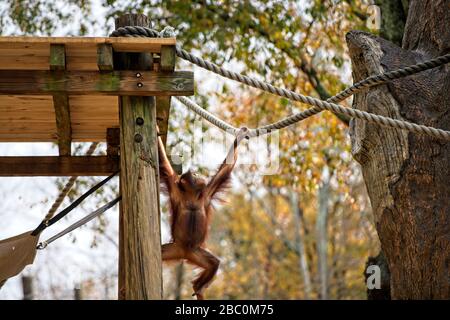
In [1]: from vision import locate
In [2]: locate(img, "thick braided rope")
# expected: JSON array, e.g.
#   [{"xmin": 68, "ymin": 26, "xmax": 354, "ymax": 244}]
[
  {"xmin": 175, "ymin": 50, "xmax": 450, "ymax": 139},
  {"xmin": 110, "ymin": 26, "xmax": 450, "ymax": 140},
  {"xmin": 110, "ymin": 26, "xmax": 160, "ymax": 38},
  {"xmin": 177, "ymin": 48, "xmax": 450, "ymax": 139},
  {"xmin": 43, "ymin": 142, "xmax": 99, "ymax": 221},
  {"xmin": 176, "ymin": 94, "xmax": 450, "ymax": 140},
  {"xmin": 256, "ymin": 54, "xmax": 450, "ymax": 134},
  {"xmin": 175, "ymin": 96, "xmax": 238, "ymax": 133}
]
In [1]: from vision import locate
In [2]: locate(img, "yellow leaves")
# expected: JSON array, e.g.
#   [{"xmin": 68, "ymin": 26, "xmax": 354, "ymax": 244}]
[{"xmin": 259, "ymin": 14, "xmax": 269, "ymax": 28}]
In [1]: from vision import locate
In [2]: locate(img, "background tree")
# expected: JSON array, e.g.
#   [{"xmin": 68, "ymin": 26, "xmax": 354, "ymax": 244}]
[{"xmin": 348, "ymin": 0, "xmax": 449, "ymax": 299}]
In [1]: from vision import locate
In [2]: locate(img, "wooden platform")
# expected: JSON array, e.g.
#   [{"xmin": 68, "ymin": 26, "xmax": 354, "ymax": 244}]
[
  {"xmin": 0, "ymin": 95, "xmax": 118, "ymax": 142},
  {"xmin": 0, "ymin": 36, "xmax": 186, "ymax": 143},
  {"xmin": 0, "ymin": 36, "xmax": 176, "ymax": 70}
]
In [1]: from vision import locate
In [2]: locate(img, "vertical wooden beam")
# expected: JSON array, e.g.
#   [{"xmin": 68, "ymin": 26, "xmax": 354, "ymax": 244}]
[
  {"xmin": 50, "ymin": 44, "xmax": 71, "ymax": 156},
  {"xmin": 156, "ymin": 45, "xmax": 176, "ymax": 147},
  {"xmin": 115, "ymin": 14, "xmax": 162, "ymax": 300},
  {"xmin": 53, "ymin": 95, "xmax": 71, "ymax": 156},
  {"xmin": 97, "ymin": 44, "xmax": 114, "ymax": 71},
  {"xmin": 160, "ymin": 45, "xmax": 176, "ymax": 72},
  {"xmin": 157, "ymin": 46, "xmax": 183, "ymax": 174},
  {"xmin": 49, "ymin": 44, "xmax": 66, "ymax": 71},
  {"xmin": 106, "ymin": 127, "xmax": 120, "ymax": 158}
]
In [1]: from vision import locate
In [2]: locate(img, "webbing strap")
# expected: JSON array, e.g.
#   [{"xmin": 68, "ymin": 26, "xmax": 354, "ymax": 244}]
[{"xmin": 31, "ymin": 171, "xmax": 119, "ymax": 236}]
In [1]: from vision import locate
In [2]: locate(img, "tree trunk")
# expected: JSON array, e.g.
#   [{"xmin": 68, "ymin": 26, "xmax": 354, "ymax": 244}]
[
  {"xmin": 74, "ymin": 286, "xmax": 82, "ymax": 300},
  {"xmin": 21, "ymin": 275, "xmax": 33, "ymax": 300},
  {"xmin": 173, "ymin": 263, "xmax": 184, "ymax": 300},
  {"xmin": 289, "ymin": 191, "xmax": 312, "ymax": 299},
  {"xmin": 316, "ymin": 170, "xmax": 330, "ymax": 300},
  {"xmin": 365, "ymin": 251, "xmax": 391, "ymax": 300},
  {"xmin": 347, "ymin": 0, "xmax": 449, "ymax": 299}
]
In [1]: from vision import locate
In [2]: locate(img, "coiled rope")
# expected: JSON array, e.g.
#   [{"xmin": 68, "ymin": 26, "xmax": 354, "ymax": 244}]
[{"xmin": 110, "ymin": 26, "xmax": 450, "ymax": 140}]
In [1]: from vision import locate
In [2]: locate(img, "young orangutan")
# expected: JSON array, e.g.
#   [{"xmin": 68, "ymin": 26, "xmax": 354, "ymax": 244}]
[{"xmin": 157, "ymin": 127, "xmax": 248, "ymax": 300}]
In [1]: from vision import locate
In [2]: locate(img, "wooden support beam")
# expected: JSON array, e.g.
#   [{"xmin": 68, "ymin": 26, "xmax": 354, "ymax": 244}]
[
  {"xmin": 0, "ymin": 70, "xmax": 193, "ymax": 96},
  {"xmin": 107, "ymin": 127, "xmax": 120, "ymax": 157},
  {"xmin": 49, "ymin": 44, "xmax": 66, "ymax": 71},
  {"xmin": 159, "ymin": 45, "xmax": 176, "ymax": 72},
  {"xmin": 53, "ymin": 95, "xmax": 72, "ymax": 156},
  {"xmin": 97, "ymin": 44, "xmax": 114, "ymax": 71},
  {"xmin": 0, "ymin": 36, "xmax": 176, "ymax": 54},
  {"xmin": 156, "ymin": 45, "xmax": 176, "ymax": 146},
  {"xmin": 156, "ymin": 46, "xmax": 185, "ymax": 174},
  {"xmin": 115, "ymin": 14, "xmax": 162, "ymax": 300},
  {"xmin": 156, "ymin": 45, "xmax": 182, "ymax": 174},
  {"xmin": 0, "ymin": 156, "xmax": 119, "ymax": 176},
  {"xmin": 50, "ymin": 44, "xmax": 72, "ymax": 156},
  {"xmin": 156, "ymin": 98, "xmax": 171, "ymax": 146}
]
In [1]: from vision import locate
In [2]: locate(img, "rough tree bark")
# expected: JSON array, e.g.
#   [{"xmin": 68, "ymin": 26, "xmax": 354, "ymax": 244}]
[{"xmin": 347, "ymin": 0, "xmax": 449, "ymax": 299}]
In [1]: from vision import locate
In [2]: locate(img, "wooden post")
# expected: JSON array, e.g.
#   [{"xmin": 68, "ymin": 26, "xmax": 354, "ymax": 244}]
[
  {"xmin": 74, "ymin": 287, "xmax": 82, "ymax": 300},
  {"xmin": 156, "ymin": 45, "xmax": 176, "ymax": 146},
  {"xmin": 21, "ymin": 276, "xmax": 34, "ymax": 300},
  {"xmin": 106, "ymin": 128, "xmax": 120, "ymax": 158},
  {"xmin": 50, "ymin": 44, "xmax": 72, "ymax": 156},
  {"xmin": 115, "ymin": 14, "xmax": 162, "ymax": 300}
]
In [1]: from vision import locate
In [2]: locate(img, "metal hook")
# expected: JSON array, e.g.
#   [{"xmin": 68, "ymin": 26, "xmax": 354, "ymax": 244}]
[{"xmin": 36, "ymin": 241, "xmax": 48, "ymax": 250}]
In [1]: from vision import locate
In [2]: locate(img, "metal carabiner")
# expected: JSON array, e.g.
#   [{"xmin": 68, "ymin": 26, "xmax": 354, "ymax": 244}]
[{"xmin": 36, "ymin": 241, "xmax": 48, "ymax": 250}]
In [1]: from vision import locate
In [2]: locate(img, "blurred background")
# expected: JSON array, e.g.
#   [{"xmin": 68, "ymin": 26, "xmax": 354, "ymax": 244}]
[{"xmin": 0, "ymin": 0, "xmax": 381, "ymax": 299}]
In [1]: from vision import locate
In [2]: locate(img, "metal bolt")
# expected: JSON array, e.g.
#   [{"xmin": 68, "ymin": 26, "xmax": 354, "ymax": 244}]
[
  {"xmin": 136, "ymin": 72, "xmax": 142, "ymax": 78},
  {"xmin": 136, "ymin": 117, "xmax": 144, "ymax": 126},
  {"xmin": 137, "ymin": 82, "xmax": 143, "ymax": 88},
  {"xmin": 134, "ymin": 133, "xmax": 143, "ymax": 143}
]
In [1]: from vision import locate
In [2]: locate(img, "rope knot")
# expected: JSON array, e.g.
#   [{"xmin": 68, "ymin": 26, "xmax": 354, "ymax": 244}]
[
  {"xmin": 160, "ymin": 26, "xmax": 176, "ymax": 38},
  {"xmin": 236, "ymin": 127, "xmax": 250, "ymax": 142}
]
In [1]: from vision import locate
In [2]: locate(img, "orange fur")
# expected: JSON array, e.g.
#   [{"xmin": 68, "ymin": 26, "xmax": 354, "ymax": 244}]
[{"xmin": 158, "ymin": 128, "xmax": 247, "ymax": 299}]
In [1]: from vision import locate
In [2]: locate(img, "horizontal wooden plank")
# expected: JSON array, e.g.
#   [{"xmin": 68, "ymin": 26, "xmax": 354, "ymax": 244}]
[
  {"xmin": 0, "ymin": 135, "xmax": 57, "ymax": 142},
  {"xmin": 69, "ymin": 95, "xmax": 118, "ymax": 142},
  {"xmin": 0, "ymin": 37, "xmax": 176, "ymax": 71},
  {"xmin": 0, "ymin": 156, "xmax": 119, "ymax": 176},
  {"xmin": 0, "ymin": 94, "xmax": 119, "ymax": 142},
  {"xmin": 0, "ymin": 70, "xmax": 194, "ymax": 96},
  {"xmin": 0, "ymin": 57, "xmax": 50, "ymax": 70},
  {"xmin": 0, "ymin": 94, "xmax": 57, "ymax": 141},
  {"xmin": 0, "ymin": 37, "xmax": 176, "ymax": 53}
]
